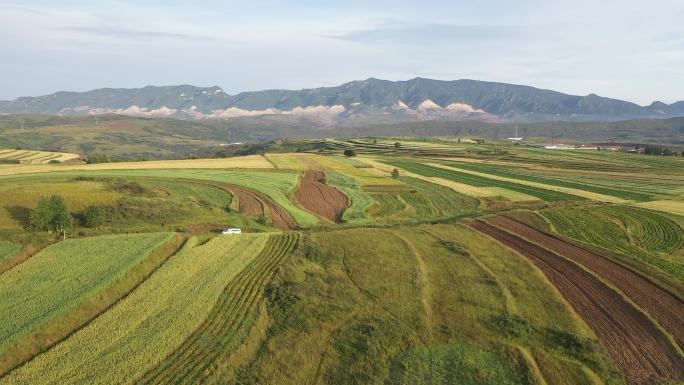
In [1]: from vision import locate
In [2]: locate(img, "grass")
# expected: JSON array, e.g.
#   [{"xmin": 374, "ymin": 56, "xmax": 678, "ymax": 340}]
[
  {"xmin": 0, "ymin": 234, "xmax": 269, "ymax": 385},
  {"xmin": 387, "ymin": 342, "xmax": 528, "ymax": 385},
  {"xmin": 385, "ymin": 160, "xmax": 582, "ymax": 202},
  {"xmin": 541, "ymin": 206, "xmax": 684, "ymax": 281},
  {"xmin": 138, "ymin": 233, "xmax": 298, "ymax": 385},
  {"xmin": 0, "ymin": 241, "xmax": 20, "ymax": 266},
  {"xmin": 0, "ymin": 233, "xmax": 174, "ymax": 356},
  {"xmin": 325, "ymin": 171, "xmax": 376, "ymax": 224}
]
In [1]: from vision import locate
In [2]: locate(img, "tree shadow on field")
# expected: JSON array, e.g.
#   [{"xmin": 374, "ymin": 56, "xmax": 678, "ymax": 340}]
[{"xmin": 6, "ymin": 205, "xmax": 32, "ymax": 228}]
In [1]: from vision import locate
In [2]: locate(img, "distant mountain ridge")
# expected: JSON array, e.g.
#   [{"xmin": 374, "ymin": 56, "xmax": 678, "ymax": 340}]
[{"xmin": 2, "ymin": 78, "xmax": 683, "ymax": 124}]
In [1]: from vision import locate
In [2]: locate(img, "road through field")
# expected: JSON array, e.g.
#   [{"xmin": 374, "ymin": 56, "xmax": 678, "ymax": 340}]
[
  {"xmin": 487, "ymin": 215, "xmax": 684, "ymax": 348},
  {"xmin": 470, "ymin": 220, "xmax": 684, "ymax": 385}
]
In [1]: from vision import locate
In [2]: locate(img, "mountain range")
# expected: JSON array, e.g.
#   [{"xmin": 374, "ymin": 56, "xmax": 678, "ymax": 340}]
[{"xmin": 2, "ymin": 78, "xmax": 684, "ymax": 125}]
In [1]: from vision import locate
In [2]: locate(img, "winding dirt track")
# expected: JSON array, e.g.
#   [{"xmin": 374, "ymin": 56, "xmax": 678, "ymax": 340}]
[
  {"xmin": 488, "ymin": 215, "xmax": 684, "ymax": 348},
  {"xmin": 295, "ymin": 171, "xmax": 348, "ymax": 223},
  {"xmin": 470, "ymin": 220, "xmax": 684, "ymax": 385},
  {"xmin": 184, "ymin": 180, "xmax": 297, "ymax": 230}
]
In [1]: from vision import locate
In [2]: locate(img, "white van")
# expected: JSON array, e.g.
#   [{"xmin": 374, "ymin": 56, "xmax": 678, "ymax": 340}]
[{"xmin": 221, "ymin": 228, "xmax": 242, "ymax": 235}]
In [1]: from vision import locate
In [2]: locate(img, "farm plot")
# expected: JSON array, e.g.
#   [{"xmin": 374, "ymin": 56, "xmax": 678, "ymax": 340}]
[
  {"xmin": 303, "ymin": 154, "xmax": 405, "ymax": 187},
  {"xmin": 324, "ymin": 171, "xmax": 376, "ymax": 224},
  {"xmin": 488, "ymin": 215, "xmax": 684, "ymax": 347},
  {"xmin": 1, "ymin": 169, "xmax": 319, "ymax": 227},
  {"xmin": 385, "ymin": 160, "xmax": 580, "ymax": 202},
  {"xmin": 137, "ymin": 233, "xmax": 298, "ymax": 385},
  {"xmin": 541, "ymin": 207, "xmax": 684, "ymax": 281},
  {"xmin": 439, "ymin": 160, "xmax": 653, "ymax": 202},
  {"xmin": 0, "ymin": 149, "xmax": 79, "ymax": 165},
  {"xmin": 429, "ymin": 162, "xmax": 620, "ymax": 203},
  {"xmin": 470, "ymin": 220, "xmax": 684, "ymax": 385},
  {"xmin": 295, "ymin": 171, "xmax": 348, "ymax": 223},
  {"xmin": 0, "ymin": 234, "xmax": 269, "ymax": 385},
  {"xmin": 188, "ymin": 180, "xmax": 298, "ymax": 230},
  {"xmin": 0, "ymin": 179, "xmax": 121, "ymax": 229},
  {"xmin": 0, "ymin": 233, "xmax": 174, "ymax": 358}
]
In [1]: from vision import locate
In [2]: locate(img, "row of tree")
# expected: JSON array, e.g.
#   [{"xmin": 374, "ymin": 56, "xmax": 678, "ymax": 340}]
[{"xmin": 29, "ymin": 195, "xmax": 106, "ymax": 239}]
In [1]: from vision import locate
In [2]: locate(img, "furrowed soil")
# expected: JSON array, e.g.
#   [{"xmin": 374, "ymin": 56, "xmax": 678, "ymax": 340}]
[
  {"xmin": 186, "ymin": 180, "xmax": 297, "ymax": 230},
  {"xmin": 295, "ymin": 171, "xmax": 349, "ymax": 223},
  {"xmin": 488, "ymin": 215, "xmax": 684, "ymax": 348},
  {"xmin": 470, "ymin": 220, "xmax": 684, "ymax": 385}
]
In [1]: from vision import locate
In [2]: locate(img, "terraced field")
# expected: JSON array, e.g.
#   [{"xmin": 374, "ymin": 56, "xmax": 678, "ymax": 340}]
[
  {"xmin": 0, "ymin": 149, "xmax": 80, "ymax": 164},
  {"xmin": 386, "ymin": 159, "xmax": 582, "ymax": 202},
  {"xmin": 0, "ymin": 233, "xmax": 175, "ymax": 374},
  {"xmin": 137, "ymin": 233, "xmax": 298, "ymax": 385},
  {"xmin": 0, "ymin": 141, "xmax": 682, "ymax": 385},
  {"xmin": 471, "ymin": 220, "xmax": 684, "ymax": 385},
  {"xmin": 541, "ymin": 206, "xmax": 684, "ymax": 281},
  {"xmin": 0, "ymin": 234, "xmax": 269, "ymax": 385},
  {"xmin": 295, "ymin": 171, "xmax": 348, "ymax": 223}
]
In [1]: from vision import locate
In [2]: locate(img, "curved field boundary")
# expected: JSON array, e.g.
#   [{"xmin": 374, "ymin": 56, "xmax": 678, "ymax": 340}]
[
  {"xmin": 0, "ymin": 233, "xmax": 174, "ymax": 358},
  {"xmin": 541, "ymin": 207, "xmax": 684, "ymax": 281},
  {"xmin": 136, "ymin": 233, "xmax": 298, "ymax": 385},
  {"xmin": 185, "ymin": 179, "xmax": 297, "ymax": 230},
  {"xmin": 0, "ymin": 234, "xmax": 269, "ymax": 385},
  {"xmin": 295, "ymin": 171, "xmax": 349, "ymax": 223},
  {"xmin": 470, "ymin": 220, "xmax": 684, "ymax": 385},
  {"xmin": 0, "ymin": 234, "xmax": 185, "ymax": 377},
  {"xmin": 488, "ymin": 215, "xmax": 684, "ymax": 349}
]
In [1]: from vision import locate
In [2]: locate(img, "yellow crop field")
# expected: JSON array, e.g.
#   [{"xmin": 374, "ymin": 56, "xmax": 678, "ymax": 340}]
[
  {"xmin": 0, "ymin": 234, "xmax": 269, "ymax": 385},
  {"xmin": 264, "ymin": 153, "xmax": 309, "ymax": 170},
  {"xmin": 0, "ymin": 155, "xmax": 273, "ymax": 176},
  {"xmin": 0, "ymin": 149, "xmax": 79, "ymax": 165},
  {"xmin": 631, "ymin": 200, "xmax": 684, "ymax": 216}
]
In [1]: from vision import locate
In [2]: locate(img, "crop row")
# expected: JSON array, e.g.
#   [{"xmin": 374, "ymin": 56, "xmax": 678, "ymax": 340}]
[
  {"xmin": 542, "ymin": 207, "xmax": 684, "ymax": 281},
  {"xmin": 386, "ymin": 160, "xmax": 581, "ymax": 202},
  {"xmin": 0, "ymin": 234, "xmax": 269, "ymax": 385},
  {"xmin": 137, "ymin": 233, "xmax": 298, "ymax": 385},
  {"xmin": 0, "ymin": 233, "xmax": 173, "ymax": 357},
  {"xmin": 441, "ymin": 161, "xmax": 652, "ymax": 201}
]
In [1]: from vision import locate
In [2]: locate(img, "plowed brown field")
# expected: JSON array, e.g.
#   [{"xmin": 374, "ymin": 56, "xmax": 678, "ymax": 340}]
[
  {"xmin": 295, "ymin": 171, "xmax": 349, "ymax": 222},
  {"xmin": 470, "ymin": 220, "xmax": 684, "ymax": 385},
  {"xmin": 183, "ymin": 180, "xmax": 297, "ymax": 230},
  {"xmin": 488, "ymin": 215, "xmax": 684, "ymax": 348}
]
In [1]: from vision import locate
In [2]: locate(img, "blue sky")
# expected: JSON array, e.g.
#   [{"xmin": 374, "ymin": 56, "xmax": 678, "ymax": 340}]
[{"xmin": 1, "ymin": 0, "xmax": 683, "ymax": 104}]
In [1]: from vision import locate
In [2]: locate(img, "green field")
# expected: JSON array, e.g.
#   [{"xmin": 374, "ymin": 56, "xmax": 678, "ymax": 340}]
[
  {"xmin": 385, "ymin": 159, "xmax": 583, "ymax": 202},
  {"xmin": 541, "ymin": 206, "xmax": 684, "ymax": 281},
  {"xmin": 0, "ymin": 233, "xmax": 173, "ymax": 355},
  {"xmin": 0, "ymin": 241, "xmax": 19, "ymax": 265},
  {"xmin": 0, "ymin": 138, "xmax": 682, "ymax": 385},
  {"xmin": 0, "ymin": 234, "xmax": 268, "ymax": 385}
]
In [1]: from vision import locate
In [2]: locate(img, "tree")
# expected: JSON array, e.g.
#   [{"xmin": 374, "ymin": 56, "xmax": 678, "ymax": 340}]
[
  {"xmin": 83, "ymin": 205, "xmax": 106, "ymax": 228},
  {"xmin": 30, "ymin": 195, "xmax": 74, "ymax": 240},
  {"xmin": 394, "ymin": 142, "xmax": 401, "ymax": 149},
  {"xmin": 343, "ymin": 149, "xmax": 356, "ymax": 157},
  {"xmin": 391, "ymin": 168, "xmax": 400, "ymax": 179}
]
